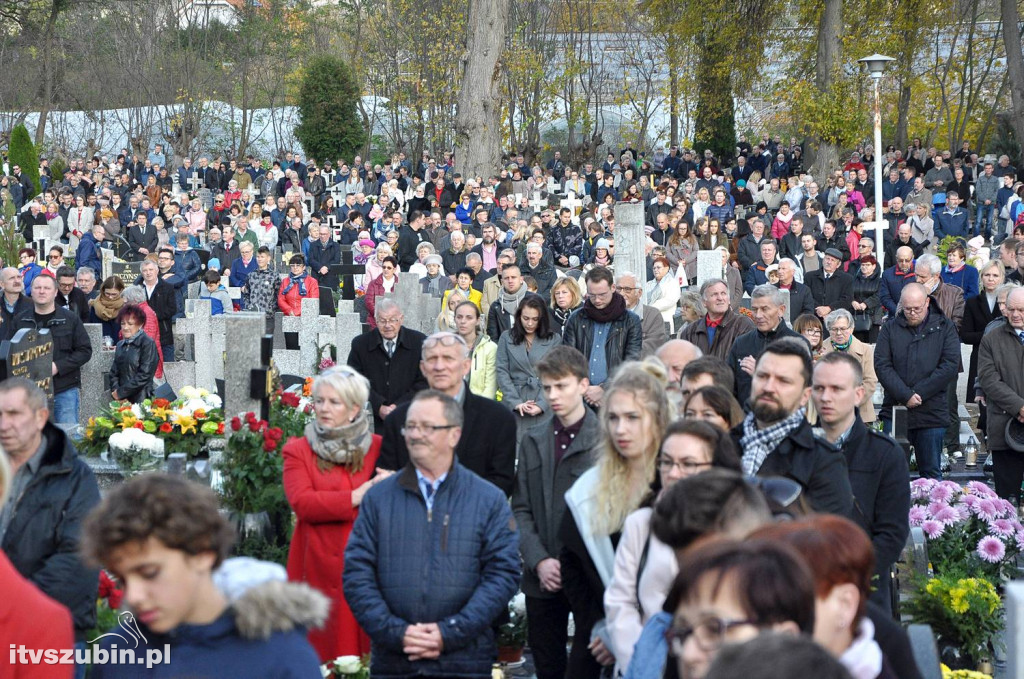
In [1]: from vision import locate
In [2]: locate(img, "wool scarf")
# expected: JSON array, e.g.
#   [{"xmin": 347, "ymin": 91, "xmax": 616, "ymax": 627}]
[
  {"xmin": 738, "ymin": 408, "xmax": 805, "ymax": 475},
  {"xmin": 282, "ymin": 272, "xmax": 309, "ymax": 296},
  {"xmin": 583, "ymin": 291, "xmax": 627, "ymax": 323},
  {"xmin": 500, "ymin": 285, "xmax": 527, "ymax": 316},
  {"xmin": 304, "ymin": 414, "xmax": 371, "ymax": 470},
  {"xmin": 91, "ymin": 295, "xmax": 125, "ymax": 321}
]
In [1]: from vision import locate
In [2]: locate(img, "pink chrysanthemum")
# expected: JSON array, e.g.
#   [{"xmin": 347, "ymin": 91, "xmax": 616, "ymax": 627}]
[
  {"xmin": 911, "ymin": 478, "xmax": 938, "ymax": 500},
  {"xmin": 927, "ymin": 501, "xmax": 951, "ymax": 517},
  {"xmin": 977, "ymin": 535, "xmax": 1006, "ymax": 563},
  {"xmin": 909, "ymin": 506, "xmax": 928, "ymax": 527},
  {"xmin": 966, "ymin": 481, "xmax": 996, "ymax": 498},
  {"xmin": 932, "ymin": 506, "xmax": 960, "ymax": 525},
  {"xmin": 990, "ymin": 519, "xmax": 1016, "ymax": 537},
  {"xmin": 952, "ymin": 503, "xmax": 971, "ymax": 521},
  {"xmin": 921, "ymin": 520, "xmax": 945, "ymax": 539},
  {"xmin": 929, "ymin": 484, "xmax": 954, "ymax": 503},
  {"xmin": 977, "ymin": 499, "xmax": 1000, "ymax": 521},
  {"xmin": 961, "ymin": 494, "xmax": 981, "ymax": 510},
  {"xmin": 997, "ymin": 499, "xmax": 1017, "ymax": 518}
]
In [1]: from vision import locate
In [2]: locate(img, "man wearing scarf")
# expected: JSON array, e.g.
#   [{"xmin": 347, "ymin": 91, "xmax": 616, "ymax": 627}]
[
  {"xmin": 562, "ymin": 266, "xmax": 643, "ymax": 407},
  {"xmin": 730, "ymin": 337, "xmax": 854, "ymax": 516},
  {"xmin": 486, "ymin": 263, "xmax": 528, "ymax": 342}
]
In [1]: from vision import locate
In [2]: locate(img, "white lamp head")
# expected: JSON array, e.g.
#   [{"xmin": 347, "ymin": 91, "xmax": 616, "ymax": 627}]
[{"xmin": 858, "ymin": 54, "xmax": 895, "ymax": 77}]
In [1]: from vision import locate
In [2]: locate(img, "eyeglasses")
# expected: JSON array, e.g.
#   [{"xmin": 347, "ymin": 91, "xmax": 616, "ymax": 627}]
[
  {"xmin": 401, "ymin": 423, "xmax": 458, "ymax": 436},
  {"xmin": 829, "ymin": 324, "xmax": 852, "ymax": 334},
  {"xmin": 666, "ymin": 618, "xmax": 760, "ymax": 655},
  {"xmin": 803, "ymin": 328, "xmax": 822, "ymax": 336},
  {"xmin": 657, "ymin": 457, "xmax": 712, "ymax": 474},
  {"xmin": 49, "ymin": 254, "xmax": 61, "ymax": 260},
  {"xmin": 423, "ymin": 333, "xmax": 467, "ymax": 349},
  {"xmin": 377, "ymin": 317, "xmax": 402, "ymax": 326}
]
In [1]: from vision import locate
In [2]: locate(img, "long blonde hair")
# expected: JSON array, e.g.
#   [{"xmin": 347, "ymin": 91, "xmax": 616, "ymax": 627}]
[{"xmin": 591, "ymin": 360, "xmax": 673, "ymax": 536}]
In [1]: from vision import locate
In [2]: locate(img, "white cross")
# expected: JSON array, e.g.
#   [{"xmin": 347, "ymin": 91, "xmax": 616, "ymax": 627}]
[
  {"xmin": 547, "ymin": 177, "xmax": 559, "ymax": 194},
  {"xmin": 249, "ymin": 183, "xmax": 261, "ymax": 200},
  {"xmin": 329, "ymin": 183, "xmax": 347, "ymax": 203},
  {"xmin": 323, "ymin": 214, "xmax": 341, "ymax": 240},
  {"xmin": 529, "ymin": 192, "xmax": 547, "ymax": 213},
  {"xmin": 186, "ymin": 174, "xmax": 203, "ymax": 193},
  {"xmin": 560, "ymin": 192, "xmax": 583, "ymax": 224},
  {"xmin": 323, "ymin": 169, "xmax": 337, "ymax": 186}
]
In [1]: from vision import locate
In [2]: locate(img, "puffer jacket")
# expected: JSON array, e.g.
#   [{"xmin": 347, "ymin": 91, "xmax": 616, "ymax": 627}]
[
  {"xmin": 874, "ymin": 297, "xmax": 961, "ymax": 429},
  {"xmin": 92, "ymin": 561, "xmax": 326, "ymax": 678},
  {"xmin": 562, "ymin": 298, "xmax": 644, "ymax": 381},
  {"xmin": 344, "ymin": 462, "xmax": 520, "ymax": 679},
  {"xmin": 1, "ymin": 423, "xmax": 100, "ymax": 639},
  {"xmin": 109, "ymin": 330, "xmax": 159, "ymax": 403}
]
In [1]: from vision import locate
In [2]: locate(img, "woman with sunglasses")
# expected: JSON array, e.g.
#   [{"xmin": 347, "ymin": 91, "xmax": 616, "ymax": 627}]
[
  {"xmin": 605, "ymin": 420, "xmax": 741, "ymax": 676},
  {"xmin": 283, "ymin": 366, "xmax": 392, "ymax": 662},
  {"xmin": 560, "ymin": 361, "xmax": 673, "ymax": 678}
]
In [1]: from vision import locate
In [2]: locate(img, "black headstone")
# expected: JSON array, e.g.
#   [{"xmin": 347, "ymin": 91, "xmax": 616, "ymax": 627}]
[
  {"xmin": 111, "ymin": 260, "xmax": 142, "ymax": 287},
  {"xmin": 0, "ymin": 328, "xmax": 55, "ymax": 405}
]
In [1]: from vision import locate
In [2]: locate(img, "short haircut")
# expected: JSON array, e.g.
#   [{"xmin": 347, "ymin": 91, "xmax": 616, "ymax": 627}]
[
  {"xmin": 661, "ymin": 419, "xmax": 741, "ymax": 471},
  {"xmin": 916, "ymin": 253, "xmax": 941, "ymax": 276},
  {"xmin": 1001, "ymin": 237, "xmax": 1019, "ymax": 253},
  {"xmin": 456, "ymin": 266, "xmax": 475, "ymax": 281},
  {"xmin": 115, "ymin": 303, "xmax": 148, "ymax": 327},
  {"xmin": 584, "ymin": 265, "xmax": 614, "ymax": 287},
  {"xmin": 664, "ymin": 538, "xmax": 816, "ymax": 635},
  {"xmin": 49, "ymin": 245, "xmax": 64, "ymax": 256},
  {"xmin": 56, "ymin": 265, "xmax": 76, "ymax": 280},
  {"xmin": 750, "ymin": 284, "xmax": 784, "ymax": 306},
  {"xmin": 816, "ymin": 350, "xmax": 864, "ymax": 386},
  {"xmin": 77, "ymin": 267, "xmax": 96, "ymax": 280},
  {"xmin": 536, "ymin": 345, "xmax": 589, "ymax": 382},
  {"xmin": 81, "ymin": 474, "xmax": 235, "ymax": 569},
  {"xmin": 257, "ymin": 246, "xmax": 271, "ymax": 256},
  {"xmin": 140, "ymin": 259, "xmax": 159, "ymax": 271},
  {"xmin": 651, "ymin": 469, "xmax": 771, "ymax": 550},
  {"xmin": 202, "ymin": 269, "xmax": 221, "ymax": 285},
  {"xmin": 0, "ymin": 377, "xmax": 48, "ymax": 413},
  {"xmin": 757, "ymin": 337, "xmax": 813, "ymax": 388},
  {"xmin": 824, "ymin": 308, "xmax": 854, "ymax": 330},
  {"xmin": 410, "ymin": 389, "xmax": 463, "ymax": 428},
  {"xmin": 680, "ymin": 356, "xmax": 734, "ymax": 390},
  {"xmin": 289, "ymin": 253, "xmax": 306, "ymax": 266},
  {"xmin": 313, "ymin": 365, "xmax": 370, "ymax": 414},
  {"xmin": 706, "ymin": 632, "xmax": 853, "ymax": 679}
]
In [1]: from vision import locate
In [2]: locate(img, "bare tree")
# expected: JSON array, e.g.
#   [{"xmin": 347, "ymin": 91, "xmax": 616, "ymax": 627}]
[{"xmin": 1001, "ymin": 0, "xmax": 1024, "ymax": 160}]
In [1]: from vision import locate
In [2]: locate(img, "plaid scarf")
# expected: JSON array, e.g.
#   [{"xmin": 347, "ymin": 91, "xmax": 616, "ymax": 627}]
[{"xmin": 738, "ymin": 408, "xmax": 806, "ymax": 475}]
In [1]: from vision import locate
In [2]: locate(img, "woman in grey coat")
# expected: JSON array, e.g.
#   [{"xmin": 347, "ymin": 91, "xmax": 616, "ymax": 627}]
[{"xmin": 496, "ymin": 293, "xmax": 563, "ymax": 442}]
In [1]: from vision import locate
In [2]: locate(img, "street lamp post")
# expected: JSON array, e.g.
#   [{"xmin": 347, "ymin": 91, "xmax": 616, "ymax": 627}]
[{"xmin": 858, "ymin": 54, "xmax": 894, "ymax": 271}]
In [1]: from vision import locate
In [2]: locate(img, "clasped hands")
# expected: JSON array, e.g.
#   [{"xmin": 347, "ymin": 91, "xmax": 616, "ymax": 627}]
[{"xmin": 403, "ymin": 622, "xmax": 444, "ymax": 661}]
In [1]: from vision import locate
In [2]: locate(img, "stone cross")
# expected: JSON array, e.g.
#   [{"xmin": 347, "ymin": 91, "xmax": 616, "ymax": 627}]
[
  {"xmin": 323, "ymin": 169, "xmax": 337, "ymax": 186},
  {"xmin": 329, "ymin": 183, "xmax": 347, "ymax": 204},
  {"xmin": 303, "ymin": 195, "xmax": 316, "ymax": 217},
  {"xmin": 223, "ymin": 313, "xmax": 269, "ymax": 419},
  {"xmin": 560, "ymin": 192, "xmax": 583, "ymax": 224},
  {"xmin": 249, "ymin": 183, "xmax": 261, "ymax": 201},
  {"xmin": 174, "ymin": 300, "xmax": 219, "ymax": 393},
  {"xmin": 101, "ymin": 247, "xmax": 115, "ymax": 282},
  {"xmin": 528, "ymin": 192, "xmax": 547, "ymax": 214},
  {"xmin": 80, "ymin": 323, "xmax": 116, "ymax": 427},
  {"xmin": 186, "ymin": 174, "xmax": 204, "ymax": 194},
  {"xmin": 614, "ymin": 201, "xmax": 647, "ymax": 290},
  {"xmin": 336, "ymin": 247, "xmax": 365, "ymax": 301},
  {"xmin": 323, "ymin": 214, "xmax": 341, "ymax": 241},
  {"xmin": 384, "ymin": 282, "xmax": 439, "ymax": 336}
]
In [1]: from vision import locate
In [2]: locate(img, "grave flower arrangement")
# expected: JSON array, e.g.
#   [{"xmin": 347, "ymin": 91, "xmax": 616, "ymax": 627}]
[
  {"xmin": 219, "ymin": 411, "xmax": 286, "ymax": 515},
  {"xmin": 320, "ymin": 655, "xmax": 370, "ymax": 678},
  {"xmin": 496, "ymin": 591, "xmax": 528, "ymax": 650},
  {"xmin": 80, "ymin": 387, "xmax": 225, "ymax": 459},
  {"xmin": 908, "ymin": 479, "xmax": 1023, "ymax": 581},
  {"xmin": 903, "ymin": 574, "xmax": 1003, "ymax": 668},
  {"xmin": 107, "ymin": 428, "xmax": 164, "ymax": 477}
]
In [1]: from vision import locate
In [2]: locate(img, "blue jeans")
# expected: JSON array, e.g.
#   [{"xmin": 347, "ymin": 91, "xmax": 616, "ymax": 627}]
[
  {"xmin": 162, "ymin": 343, "xmax": 175, "ymax": 363},
  {"xmin": 909, "ymin": 427, "xmax": 946, "ymax": 480},
  {"xmin": 974, "ymin": 203, "xmax": 994, "ymax": 237},
  {"xmin": 53, "ymin": 387, "xmax": 80, "ymax": 426}
]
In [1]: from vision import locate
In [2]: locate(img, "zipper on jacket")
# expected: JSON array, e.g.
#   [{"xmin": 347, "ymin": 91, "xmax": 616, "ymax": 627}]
[{"xmin": 441, "ymin": 514, "xmax": 450, "ymax": 552}]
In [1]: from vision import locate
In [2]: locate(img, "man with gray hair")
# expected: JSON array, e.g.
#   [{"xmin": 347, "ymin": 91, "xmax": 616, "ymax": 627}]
[
  {"xmin": 75, "ymin": 266, "xmax": 98, "ymax": 299},
  {"xmin": 616, "ymin": 271, "xmax": 668, "ymax": 357},
  {"xmin": 728, "ymin": 284, "xmax": 804, "ymax": 408},
  {"xmin": 521, "ymin": 241, "xmax": 556, "ymax": 298},
  {"xmin": 679, "ymin": 278, "xmax": 754, "ymax": 360},
  {"xmin": 347, "ymin": 298, "xmax": 428, "ymax": 431},
  {"xmin": 775, "ymin": 258, "xmax": 815, "ymax": 322}
]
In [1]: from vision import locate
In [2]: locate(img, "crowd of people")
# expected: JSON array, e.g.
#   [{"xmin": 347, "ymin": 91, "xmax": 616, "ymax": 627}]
[{"xmin": 1, "ymin": 136, "xmax": 1024, "ymax": 678}]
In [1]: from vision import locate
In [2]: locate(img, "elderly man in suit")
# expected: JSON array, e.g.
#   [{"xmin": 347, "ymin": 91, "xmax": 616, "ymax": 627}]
[{"xmin": 616, "ymin": 271, "xmax": 668, "ymax": 357}]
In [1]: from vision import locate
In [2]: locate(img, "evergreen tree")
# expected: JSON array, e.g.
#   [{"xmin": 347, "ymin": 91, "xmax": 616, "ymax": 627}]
[
  {"xmin": 294, "ymin": 56, "xmax": 366, "ymax": 163},
  {"xmin": 8, "ymin": 124, "xmax": 40, "ymax": 199}
]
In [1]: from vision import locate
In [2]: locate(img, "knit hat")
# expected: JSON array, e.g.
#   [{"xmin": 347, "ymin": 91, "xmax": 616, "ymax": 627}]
[
  {"xmin": 357, "ymin": 238, "xmax": 375, "ymax": 249},
  {"xmin": 207, "ymin": 258, "xmax": 222, "ymax": 271},
  {"xmin": 424, "ymin": 254, "xmax": 443, "ymax": 266},
  {"xmin": 595, "ymin": 238, "xmax": 611, "ymax": 250}
]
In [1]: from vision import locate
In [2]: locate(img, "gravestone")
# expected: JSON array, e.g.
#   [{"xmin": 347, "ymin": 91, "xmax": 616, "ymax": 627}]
[
  {"xmin": 335, "ymin": 306, "xmax": 363, "ymax": 362},
  {"xmin": 0, "ymin": 328, "xmax": 54, "ymax": 407},
  {"xmin": 777, "ymin": 288, "xmax": 791, "ymax": 327},
  {"xmin": 560, "ymin": 192, "xmax": 584, "ymax": 224},
  {"xmin": 185, "ymin": 174, "xmax": 203, "ymax": 194},
  {"xmin": 614, "ymin": 201, "xmax": 647, "ymax": 290},
  {"xmin": 528, "ymin": 193, "xmax": 547, "ymax": 214},
  {"xmin": 384, "ymin": 282, "xmax": 438, "ymax": 336},
  {"xmin": 79, "ymin": 324, "xmax": 116, "ymax": 426},
  {"xmin": 111, "ymin": 260, "xmax": 142, "ymax": 288},
  {"xmin": 223, "ymin": 313, "xmax": 268, "ymax": 418},
  {"xmin": 337, "ymin": 247, "xmax": 366, "ymax": 301},
  {"xmin": 696, "ymin": 250, "xmax": 723, "ymax": 289},
  {"xmin": 175, "ymin": 300, "xmax": 218, "ymax": 392},
  {"xmin": 198, "ymin": 188, "xmax": 214, "ymax": 210},
  {"xmin": 1007, "ymin": 582, "xmax": 1024, "ymax": 679},
  {"xmin": 101, "ymin": 247, "xmax": 115, "ymax": 282}
]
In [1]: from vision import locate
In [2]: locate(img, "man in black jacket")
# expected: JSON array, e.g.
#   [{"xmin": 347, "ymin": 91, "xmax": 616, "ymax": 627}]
[
  {"xmin": 210, "ymin": 225, "xmax": 241, "ymax": 271},
  {"xmin": 812, "ymin": 352, "xmax": 910, "ymax": 609},
  {"xmin": 7, "ymin": 274, "xmax": 92, "ymax": 425},
  {"xmin": 126, "ymin": 212, "xmax": 159, "ymax": 258},
  {"xmin": 396, "ymin": 210, "xmax": 427, "ymax": 270},
  {"xmin": 487, "ymin": 264, "xmax": 527, "ymax": 342},
  {"xmin": 776, "ymin": 258, "xmax": 815, "ymax": 323},
  {"xmin": 562, "ymin": 266, "xmax": 643, "ymax": 408},
  {"xmin": 347, "ymin": 299, "xmax": 428, "ymax": 432},
  {"xmin": 730, "ymin": 337, "xmax": 854, "ymax": 516},
  {"xmin": 56, "ymin": 266, "xmax": 89, "ymax": 323},
  {"xmin": 728, "ymin": 284, "xmax": 805, "ymax": 409},
  {"xmin": 804, "ymin": 248, "xmax": 855, "ymax": 321},
  {"xmin": 379, "ymin": 331, "xmax": 517, "ymax": 495},
  {"xmin": 139, "ymin": 259, "xmax": 178, "ymax": 363},
  {"xmin": 307, "ymin": 227, "xmax": 341, "ymax": 292},
  {"xmin": 0, "ymin": 378, "xmax": 100, "ymax": 644}
]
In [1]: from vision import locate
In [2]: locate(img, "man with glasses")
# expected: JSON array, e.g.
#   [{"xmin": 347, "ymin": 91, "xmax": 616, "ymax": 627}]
[
  {"xmin": 730, "ymin": 337, "xmax": 853, "ymax": 515},
  {"xmin": 812, "ymin": 351, "xmax": 909, "ymax": 608},
  {"xmin": 378, "ymin": 332, "xmax": 516, "ymax": 494},
  {"xmin": 56, "ymin": 266, "xmax": 89, "ymax": 323},
  {"xmin": 347, "ymin": 298, "xmax": 427, "ymax": 432},
  {"xmin": 978, "ymin": 288, "xmax": 1024, "ymax": 504},
  {"xmin": 345, "ymin": 389, "xmax": 519, "ymax": 679},
  {"xmin": 880, "ymin": 245, "xmax": 917, "ymax": 316},
  {"xmin": 874, "ymin": 283, "xmax": 960, "ymax": 479},
  {"xmin": 617, "ymin": 271, "xmax": 668, "ymax": 357}
]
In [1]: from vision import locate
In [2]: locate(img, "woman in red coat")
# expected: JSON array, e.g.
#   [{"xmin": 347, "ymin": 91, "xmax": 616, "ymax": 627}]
[
  {"xmin": 278, "ymin": 253, "xmax": 320, "ymax": 316},
  {"xmin": 282, "ymin": 365, "xmax": 393, "ymax": 662}
]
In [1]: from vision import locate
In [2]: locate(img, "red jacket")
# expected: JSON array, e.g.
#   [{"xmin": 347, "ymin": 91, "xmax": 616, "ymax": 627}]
[
  {"xmin": 278, "ymin": 275, "xmax": 319, "ymax": 316},
  {"xmin": 283, "ymin": 434, "xmax": 381, "ymax": 662},
  {"xmin": 0, "ymin": 552, "xmax": 74, "ymax": 678}
]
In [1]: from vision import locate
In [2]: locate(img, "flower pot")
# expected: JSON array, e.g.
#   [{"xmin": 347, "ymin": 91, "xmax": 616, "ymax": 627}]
[
  {"xmin": 496, "ymin": 645, "xmax": 524, "ymax": 665},
  {"xmin": 939, "ymin": 644, "xmax": 976, "ymax": 671}
]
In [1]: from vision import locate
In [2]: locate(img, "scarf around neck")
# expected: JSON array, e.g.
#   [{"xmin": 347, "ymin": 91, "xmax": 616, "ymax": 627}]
[
  {"xmin": 501, "ymin": 285, "xmax": 527, "ymax": 316},
  {"xmin": 583, "ymin": 291, "xmax": 627, "ymax": 323},
  {"xmin": 304, "ymin": 415, "xmax": 371, "ymax": 469},
  {"xmin": 739, "ymin": 408, "xmax": 806, "ymax": 475},
  {"xmin": 282, "ymin": 272, "xmax": 308, "ymax": 296},
  {"xmin": 91, "ymin": 294, "xmax": 125, "ymax": 321}
]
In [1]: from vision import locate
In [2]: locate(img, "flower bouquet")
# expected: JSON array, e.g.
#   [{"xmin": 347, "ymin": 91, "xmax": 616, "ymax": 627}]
[
  {"xmin": 320, "ymin": 655, "xmax": 369, "ymax": 678},
  {"xmin": 218, "ymin": 412, "xmax": 286, "ymax": 515},
  {"xmin": 107, "ymin": 429, "xmax": 164, "ymax": 477},
  {"xmin": 903, "ymin": 573, "xmax": 1003, "ymax": 668},
  {"xmin": 81, "ymin": 387, "xmax": 225, "ymax": 460},
  {"xmin": 908, "ymin": 479, "xmax": 1023, "ymax": 581},
  {"xmin": 496, "ymin": 591, "xmax": 527, "ymax": 663}
]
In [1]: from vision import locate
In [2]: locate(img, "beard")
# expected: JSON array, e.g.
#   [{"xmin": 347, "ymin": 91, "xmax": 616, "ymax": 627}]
[{"xmin": 752, "ymin": 395, "xmax": 792, "ymax": 424}]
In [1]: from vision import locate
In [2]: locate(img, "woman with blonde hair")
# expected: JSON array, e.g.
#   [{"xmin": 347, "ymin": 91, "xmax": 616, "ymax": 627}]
[
  {"xmin": 561, "ymin": 361, "xmax": 673, "ymax": 678},
  {"xmin": 436, "ymin": 289, "xmax": 466, "ymax": 332},
  {"xmin": 284, "ymin": 366, "xmax": 391, "ymax": 662},
  {"xmin": 549, "ymin": 275, "xmax": 583, "ymax": 335}
]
